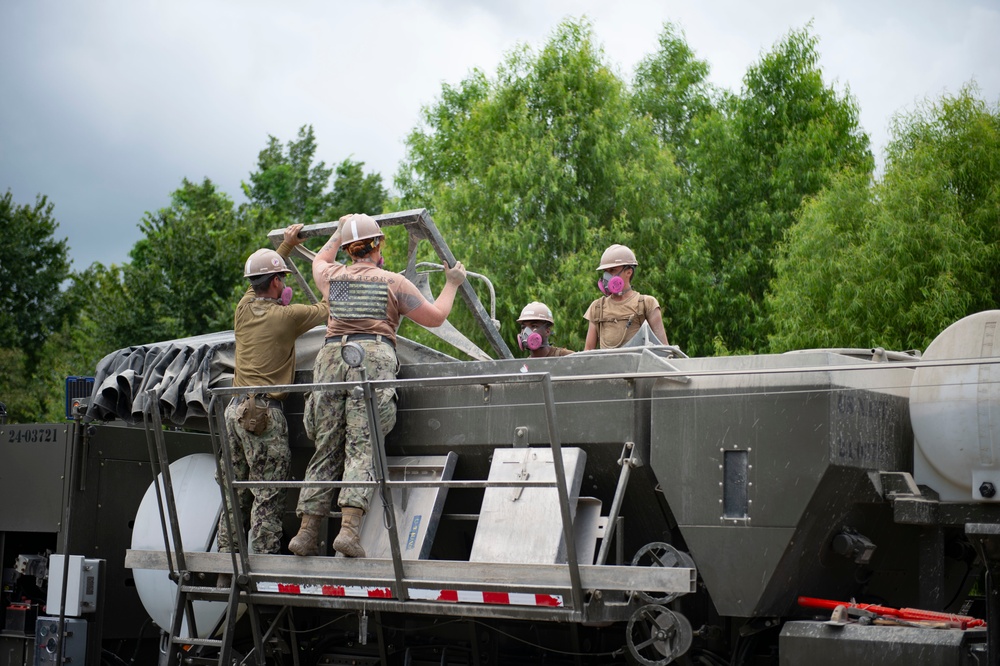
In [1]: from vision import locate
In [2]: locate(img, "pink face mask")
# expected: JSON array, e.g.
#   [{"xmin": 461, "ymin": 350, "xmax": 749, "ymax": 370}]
[
  {"xmin": 280, "ymin": 286, "xmax": 293, "ymax": 306},
  {"xmin": 598, "ymin": 271, "xmax": 625, "ymax": 296},
  {"xmin": 517, "ymin": 326, "xmax": 544, "ymax": 351}
]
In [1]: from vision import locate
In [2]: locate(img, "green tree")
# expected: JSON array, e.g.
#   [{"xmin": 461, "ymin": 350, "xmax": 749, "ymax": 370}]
[
  {"xmin": 397, "ymin": 19, "xmax": 681, "ymax": 354},
  {"xmin": 0, "ymin": 191, "xmax": 72, "ymax": 362},
  {"xmin": 0, "ymin": 191, "xmax": 90, "ymax": 422},
  {"xmin": 671, "ymin": 26, "xmax": 872, "ymax": 354},
  {"xmin": 0, "ymin": 314, "xmax": 105, "ymax": 423},
  {"xmin": 328, "ymin": 158, "xmax": 388, "ymax": 218},
  {"xmin": 768, "ymin": 85, "xmax": 1000, "ymax": 352},
  {"xmin": 242, "ymin": 124, "xmax": 388, "ymax": 268},
  {"xmin": 243, "ymin": 126, "xmax": 388, "ymax": 227},
  {"xmin": 81, "ymin": 178, "xmax": 255, "ymax": 351},
  {"xmin": 243, "ymin": 125, "xmax": 334, "ymax": 227},
  {"xmin": 633, "ymin": 22, "xmax": 717, "ymax": 173}
]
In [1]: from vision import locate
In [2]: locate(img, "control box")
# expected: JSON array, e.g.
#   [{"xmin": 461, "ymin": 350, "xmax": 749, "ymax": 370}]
[
  {"xmin": 46, "ymin": 555, "xmax": 100, "ymax": 617},
  {"xmin": 34, "ymin": 616, "xmax": 87, "ymax": 666}
]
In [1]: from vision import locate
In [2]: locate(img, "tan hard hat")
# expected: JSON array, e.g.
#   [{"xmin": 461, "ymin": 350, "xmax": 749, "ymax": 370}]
[
  {"xmin": 517, "ymin": 302, "xmax": 554, "ymax": 325},
  {"xmin": 244, "ymin": 248, "xmax": 289, "ymax": 278},
  {"xmin": 597, "ymin": 244, "xmax": 638, "ymax": 271},
  {"xmin": 340, "ymin": 214, "xmax": 384, "ymax": 245}
]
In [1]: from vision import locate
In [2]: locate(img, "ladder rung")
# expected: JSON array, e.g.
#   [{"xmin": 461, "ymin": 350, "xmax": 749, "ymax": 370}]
[
  {"xmin": 172, "ymin": 636, "xmax": 223, "ymax": 648},
  {"xmin": 179, "ymin": 584, "xmax": 235, "ymax": 597},
  {"xmin": 178, "ymin": 657, "xmax": 220, "ymax": 666}
]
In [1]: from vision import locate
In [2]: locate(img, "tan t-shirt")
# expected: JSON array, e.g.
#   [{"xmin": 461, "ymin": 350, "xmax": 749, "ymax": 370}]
[
  {"xmin": 532, "ymin": 346, "xmax": 574, "ymax": 358},
  {"xmin": 584, "ymin": 291, "xmax": 660, "ymax": 349},
  {"xmin": 321, "ymin": 262, "xmax": 426, "ymax": 344},
  {"xmin": 233, "ymin": 243, "xmax": 329, "ymax": 400}
]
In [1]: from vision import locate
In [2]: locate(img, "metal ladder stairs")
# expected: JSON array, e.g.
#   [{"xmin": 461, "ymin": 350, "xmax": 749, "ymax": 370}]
[{"xmin": 141, "ymin": 392, "xmax": 273, "ymax": 666}]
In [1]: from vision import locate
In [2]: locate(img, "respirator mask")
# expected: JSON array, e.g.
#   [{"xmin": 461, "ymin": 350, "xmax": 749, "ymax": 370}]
[
  {"xmin": 280, "ymin": 286, "xmax": 293, "ymax": 306},
  {"xmin": 517, "ymin": 326, "xmax": 545, "ymax": 351},
  {"xmin": 598, "ymin": 271, "xmax": 625, "ymax": 296}
]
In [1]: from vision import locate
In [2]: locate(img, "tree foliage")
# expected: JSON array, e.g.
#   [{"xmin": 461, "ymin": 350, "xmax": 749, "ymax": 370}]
[
  {"xmin": 394, "ymin": 21, "xmax": 875, "ymax": 357},
  {"xmin": 0, "ymin": 191, "xmax": 84, "ymax": 422},
  {"xmin": 669, "ymin": 27, "xmax": 872, "ymax": 354},
  {"xmin": 768, "ymin": 86, "xmax": 1000, "ymax": 351},
  {"xmin": 243, "ymin": 125, "xmax": 334, "ymax": 226},
  {"xmin": 633, "ymin": 22, "xmax": 716, "ymax": 172},
  {"xmin": 397, "ymin": 19, "xmax": 682, "ymax": 352},
  {"xmin": 0, "ymin": 191, "xmax": 72, "ymax": 362},
  {"xmin": 328, "ymin": 158, "xmax": 389, "ymax": 218},
  {"xmin": 243, "ymin": 125, "xmax": 387, "ymax": 228},
  {"xmin": 80, "ymin": 178, "xmax": 254, "ymax": 350}
]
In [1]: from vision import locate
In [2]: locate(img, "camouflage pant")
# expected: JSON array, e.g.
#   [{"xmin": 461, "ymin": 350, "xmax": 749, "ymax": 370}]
[
  {"xmin": 217, "ymin": 398, "xmax": 291, "ymax": 554},
  {"xmin": 298, "ymin": 340, "xmax": 398, "ymax": 515}
]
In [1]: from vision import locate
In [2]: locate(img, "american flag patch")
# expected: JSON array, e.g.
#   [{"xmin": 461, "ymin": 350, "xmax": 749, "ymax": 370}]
[{"xmin": 329, "ymin": 279, "xmax": 389, "ymax": 320}]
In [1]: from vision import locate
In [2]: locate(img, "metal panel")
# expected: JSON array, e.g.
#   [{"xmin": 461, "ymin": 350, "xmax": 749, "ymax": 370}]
[
  {"xmin": 679, "ymin": 525, "xmax": 794, "ymax": 617},
  {"xmin": 470, "ymin": 447, "xmax": 586, "ymax": 564},
  {"xmin": 0, "ymin": 424, "xmax": 70, "ymax": 532},
  {"xmin": 779, "ymin": 621, "xmax": 986, "ymax": 665},
  {"xmin": 394, "ymin": 352, "xmax": 670, "ymax": 448},
  {"xmin": 358, "ymin": 453, "xmax": 457, "ymax": 559},
  {"xmin": 67, "ymin": 423, "xmax": 214, "ymax": 641},
  {"xmin": 0, "ymin": 636, "xmax": 29, "ymax": 666},
  {"xmin": 650, "ymin": 352, "xmax": 914, "ymax": 617}
]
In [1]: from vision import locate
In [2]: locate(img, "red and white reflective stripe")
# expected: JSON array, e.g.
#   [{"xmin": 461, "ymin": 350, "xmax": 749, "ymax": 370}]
[
  {"xmin": 256, "ymin": 582, "xmax": 393, "ymax": 598},
  {"xmin": 408, "ymin": 589, "xmax": 563, "ymax": 607},
  {"xmin": 256, "ymin": 582, "xmax": 562, "ymax": 607}
]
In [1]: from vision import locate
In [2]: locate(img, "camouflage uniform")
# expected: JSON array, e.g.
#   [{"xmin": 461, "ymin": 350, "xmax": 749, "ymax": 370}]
[
  {"xmin": 218, "ymin": 237, "xmax": 328, "ymax": 555},
  {"xmin": 218, "ymin": 398, "xmax": 292, "ymax": 554},
  {"xmin": 298, "ymin": 339, "xmax": 398, "ymax": 515}
]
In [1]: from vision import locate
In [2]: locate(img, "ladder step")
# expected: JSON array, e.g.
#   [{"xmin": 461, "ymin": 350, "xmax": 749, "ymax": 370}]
[
  {"xmin": 177, "ymin": 657, "xmax": 219, "ymax": 666},
  {"xmin": 178, "ymin": 584, "xmax": 235, "ymax": 600},
  {"xmin": 171, "ymin": 636, "xmax": 224, "ymax": 648}
]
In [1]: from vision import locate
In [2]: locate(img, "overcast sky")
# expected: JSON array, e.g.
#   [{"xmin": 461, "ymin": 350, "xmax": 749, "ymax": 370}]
[{"xmin": 2, "ymin": 0, "xmax": 998, "ymax": 272}]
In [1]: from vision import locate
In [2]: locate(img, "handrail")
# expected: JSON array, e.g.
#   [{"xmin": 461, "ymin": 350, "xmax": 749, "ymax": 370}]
[{"xmin": 208, "ymin": 368, "xmax": 587, "ymax": 612}]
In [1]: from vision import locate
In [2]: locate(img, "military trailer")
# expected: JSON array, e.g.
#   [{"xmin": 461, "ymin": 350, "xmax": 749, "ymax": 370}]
[{"xmin": 1, "ymin": 210, "xmax": 998, "ymax": 665}]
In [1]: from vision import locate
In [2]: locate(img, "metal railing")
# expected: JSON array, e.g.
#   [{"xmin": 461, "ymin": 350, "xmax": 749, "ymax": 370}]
[{"xmin": 208, "ymin": 370, "xmax": 587, "ymax": 614}]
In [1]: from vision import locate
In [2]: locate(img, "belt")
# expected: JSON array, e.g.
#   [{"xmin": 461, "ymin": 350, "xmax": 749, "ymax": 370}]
[
  {"xmin": 325, "ymin": 334, "xmax": 395, "ymax": 350},
  {"xmin": 230, "ymin": 395, "xmax": 283, "ymax": 410}
]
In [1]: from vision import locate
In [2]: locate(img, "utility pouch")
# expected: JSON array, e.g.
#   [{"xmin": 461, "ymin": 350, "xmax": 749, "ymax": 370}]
[{"xmin": 237, "ymin": 394, "xmax": 269, "ymax": 435}]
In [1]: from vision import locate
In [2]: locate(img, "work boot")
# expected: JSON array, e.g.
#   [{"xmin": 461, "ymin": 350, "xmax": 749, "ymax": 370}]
[
  {"xmin": 216, "ymin": 573, "xmax": 232, "ymax": 589},
  {"xmin": 333, "ymin": 506, "xmax": 366, "ymax": 558},
  {"xmin": 288, "ymin": 513, "xmax": 324, "ymax": 556}
]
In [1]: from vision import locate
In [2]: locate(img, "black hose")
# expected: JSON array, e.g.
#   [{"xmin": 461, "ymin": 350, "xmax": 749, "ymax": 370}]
[
  {"xmin": 129, "ymin": 617, "xmax": 153, "ymax": 665},
  {"xmin": 102, "ymin": 648, "xmax": 130, "ymax": 666}
]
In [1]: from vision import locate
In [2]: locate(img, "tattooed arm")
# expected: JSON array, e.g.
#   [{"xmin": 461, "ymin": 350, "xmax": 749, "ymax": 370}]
[{"xmin": 404, "ymin": 261, "xmax": 467, "ymax": 328}]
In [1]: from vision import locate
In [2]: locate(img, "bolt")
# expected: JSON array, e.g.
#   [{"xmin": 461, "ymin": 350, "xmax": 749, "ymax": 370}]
[{"xmin": 980, "ymin": 482, "xmax": 996, "ymax": 498}]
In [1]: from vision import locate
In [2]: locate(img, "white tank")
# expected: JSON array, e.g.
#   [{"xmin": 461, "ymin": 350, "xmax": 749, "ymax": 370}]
[
  {"xmin": 911, "ymin": 310, "xmax": 1000, "ymax": 501},
  {"xmin": 130, "ymin": 453, "xmax": 228, "ymax": 637}
]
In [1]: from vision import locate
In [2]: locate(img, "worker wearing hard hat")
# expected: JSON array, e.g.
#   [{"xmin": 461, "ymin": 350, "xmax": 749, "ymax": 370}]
[
  {"xmin": 583, "ymin": 244, "xmax": 669, "ymax": 350},
  {"xmin": 290, "ymin": 213, "xmax": 467, "ymax": 558},
  {"xmin": 218, "ymin": 224, "xmax": 328, "ymax": 566},
  {"xmin": 516, "ymin": 301, "xmax": 573, "ymax": 358}
]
